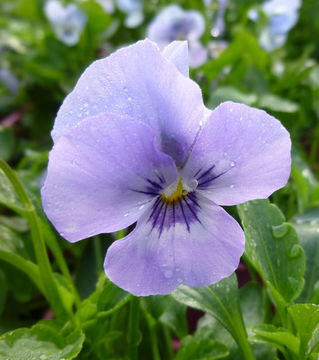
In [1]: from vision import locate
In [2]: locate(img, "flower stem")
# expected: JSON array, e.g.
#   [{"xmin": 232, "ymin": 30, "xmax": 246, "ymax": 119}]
[
  {"xmin": 0, "ymin": 159, "xmax": 69, "ymax": 318},
  {"xmin": 127, "ymin": 296, "xmax": 140, "ymax": 360}
]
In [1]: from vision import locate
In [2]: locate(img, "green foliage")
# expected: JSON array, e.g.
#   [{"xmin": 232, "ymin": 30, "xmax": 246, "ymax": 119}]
[
  {"xmin": 0, "ymin": 320, "xmax": 84, "ymax": 359},
  {"xmin": 1, "ymin": 0, "xmax": 319, "ymax": 358}
]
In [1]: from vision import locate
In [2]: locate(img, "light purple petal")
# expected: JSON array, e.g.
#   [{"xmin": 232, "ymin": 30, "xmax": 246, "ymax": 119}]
[
  {"xmin": 181, "ymin": 101, "xmax": 291, "ymax": 206},
  {"xmin": 42, "ymin": 113, "xmax": 178, "ymax": 242},
  {"xmin": 162, "ymin": 41, "xmax": 189, "ymax": 77},
  {"xmin": 188, "ymin": 41, "xmax": 208, "ymax": 68},
  {"xmin": 52, "ymin": 39, "xmax": 208, "ymax": 166},
  {"xmin": 104, "ymin": 193, "xmax": 244, "ymax": 296}
]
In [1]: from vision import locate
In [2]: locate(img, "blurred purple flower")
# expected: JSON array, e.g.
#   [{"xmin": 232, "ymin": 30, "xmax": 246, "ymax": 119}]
[
  {"xmin": 42, "ymin": 40, "xmax": 291, "ymax": 296},
  {"xmin": 147, "ymin": 5, "xmax": 207, "ymax": 68},
  {"xmin": 44, "ymin": 0, "xmax": 87, "ymax": 46},
  {"xmin": 116, "ymin": 0, "xmax": 143, "ymax": 28},
  {"xmin": 249, "ymin": 0, "xmax": 301, "ymax": 51},
  {"xmin": 0, "ymin": 68, "xmax": 19, "ymax": 95}
]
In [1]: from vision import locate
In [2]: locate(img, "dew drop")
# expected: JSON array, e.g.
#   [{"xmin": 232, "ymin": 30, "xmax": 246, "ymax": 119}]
[
  {"xmin": 230, "ymin": 161, "xmax": 235, "ymax": 167},
  {"xmin": 272, "ymin": 223, "xmax": 289, "ymax": 238},
  {"xmin": 230, "ymin": 184, "xmax": 235, "ymax": 189},
  {"xmin": 177, "ymin": 277, "xmax": 183, "ymax": 283},
  {"xmin": 128, "ymin": 96, "xmax": 132, "ymax": 101},
  {"xmin": 84, "ymin": 102, "xmax": 88, "ymax": 107},
  {"xmin": 164, "ymin": 270, "xmax": 173, "ymax": 279},
  {"xmin": 139, "ymin": 204, "xmax": 145, "ymax": 210},
  {"xmin": 123, "ymin": 87, "xmax": 128, "ymax": 93},
  {"xmin": 124, "ymin": 213, "xmax": 129, "ymax": 217}
]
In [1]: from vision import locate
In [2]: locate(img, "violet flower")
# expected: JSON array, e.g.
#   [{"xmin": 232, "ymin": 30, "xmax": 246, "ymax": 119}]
[
  {"xmin": 42, "ymin": 40, "xmax": 291, "ymax": 296},
  {"xmin": 44, "ymin": 0, "xmax": 87, "ymax": 46},
  {"xmin": 249, "ymin": 0, "xmax": 301, "ymax": 51},
  {"xmin": 116, "ymin": 0, "xmax": 144, "ymax": 28},
  {"xmin": 147, "ymin": 5, "xmax": 207, "ymax": 68}
]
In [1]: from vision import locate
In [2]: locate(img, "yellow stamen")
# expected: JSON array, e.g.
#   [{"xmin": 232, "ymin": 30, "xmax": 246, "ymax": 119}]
[{"xmin": 161, "ymin": 177, "xmax": 188, "ymax": 204}]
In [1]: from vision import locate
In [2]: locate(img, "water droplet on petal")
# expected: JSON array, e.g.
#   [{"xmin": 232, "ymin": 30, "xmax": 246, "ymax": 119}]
[
  {"xmin": 164, "ymin": 270, "xmax": 173, "ymax": 279},
  {"xmin": 230, "ymin": 161, "xmax": 235, "ymax": 167},
  {"xmin": 230, "ymin": 184, "xmax": 235, "ymax": 189},
  {"xmin": 177, "ymin": 277, "xmax": 183, "ymax": 283},
  {"xmin": 124, "ymin": 213, "xmax": 129, "ymax": 217}
]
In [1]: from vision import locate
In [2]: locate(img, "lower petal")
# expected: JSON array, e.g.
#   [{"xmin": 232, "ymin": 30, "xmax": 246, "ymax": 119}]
[{"xmin": 104, "ymin": 193, "xmax": 245, "ymax": 296}]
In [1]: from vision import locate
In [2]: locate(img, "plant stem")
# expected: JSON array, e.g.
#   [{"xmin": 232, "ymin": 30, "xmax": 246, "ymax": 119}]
[
  {"xmin": 127, "ymin": 296, "xmax": 140, "ymax": 360},
  {"xmin": 93, "ymin": 235, "xmax": 103, "ymax": 273},
  {"xmin": 233, "ymin": 324, "xmax": 256, "ymax": 360},
  {"xmin": 0, "ymin": 159, "xmax": 69, "ymax": 318}
]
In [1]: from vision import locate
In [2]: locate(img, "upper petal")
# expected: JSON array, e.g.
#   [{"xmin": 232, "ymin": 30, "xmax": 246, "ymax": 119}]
[
  {"xmin": 162, "ymin": 41, "xmax": 189, "ymax": 77},
  {"xmin": 52, "ymin": 39, "xmax": 207, "ymax": 166},
  {"xmin": 181, "ymin": 101, "xmax": 291, "ymax": 206},
  {"xmin": 42, "ymin": 113, "xmax": 178, "ymax": 242},
  {"xmin": 104, "ymin": 193, "xmax": 245, "ymax": 296}
]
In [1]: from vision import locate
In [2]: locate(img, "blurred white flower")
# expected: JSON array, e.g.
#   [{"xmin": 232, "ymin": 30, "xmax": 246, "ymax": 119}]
[
  {"xmin": 147, "ymin": 4, "xmax": 207, "ymax": 68},
  {"xmin": 249, "ymin": 0, "xmax": 301, "ymax": 51},
  {"xmin": 44, "ymin": 0, "xmax": 87, "ymax": 46},
  {"xmin": 96, "ymin": 0, "xmax": 114, "ymax": 14},
  {"xmin": 116, "ymin": 0, "xmax": 144, "ymax": 28}
]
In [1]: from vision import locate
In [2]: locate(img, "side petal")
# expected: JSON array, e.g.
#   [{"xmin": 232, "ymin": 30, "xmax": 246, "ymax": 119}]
[
  {"xmin": 52, "ymin": 39, "xmax": 207, "ymax": 166},
  {"xmin": 42, "ymin": 113, "xmax": 178, "ymax": 242},
  {"xmin": 104, "ymin": 193, "xmax": 244, "ymax": 296},
  {"xmin": 161, "ymin": 41, "xmax": 189, "ymax": 77},
  {"xmin": 181, "ymin": 101, "xmax": 291, "ymax": 206}
]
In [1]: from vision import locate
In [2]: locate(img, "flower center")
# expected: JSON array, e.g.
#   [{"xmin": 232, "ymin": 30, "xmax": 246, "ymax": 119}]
[{"xmin": 161, "ymin": 176, "xmax": 198, "ymax": 204}]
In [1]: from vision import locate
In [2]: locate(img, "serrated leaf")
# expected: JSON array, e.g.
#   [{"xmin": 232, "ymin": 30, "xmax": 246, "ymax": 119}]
[
  {"xmin": 0, "ymin": 320, "xmax": 84, "ymax": 359},
  {"xmin": 176, "ymin": 336, "xmax": 229, "ymax": 360},
  {"xmin": 293, "ymin": 208, "xmax": 319, "ymax": 303},
  {"xmin": 289, "ymin": 304, "xmax": 319, "ymax": 359},
  {"xmin": 251, "ymin": 324, "xmax": 299, "ymax": 356},
  {"xmin": 237, "ymin": 200, "xmax": 305, "ymax": 305},
  {"xmin": 172, "ymin": 274, "xmax": 251, "ymax": 357}
]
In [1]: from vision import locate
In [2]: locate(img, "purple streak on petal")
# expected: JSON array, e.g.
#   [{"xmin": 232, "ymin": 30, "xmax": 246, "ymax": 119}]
[
  {"xmin": 52, "ymin": 39, "xmax": 208, "ymax": 166},
  {"xmin": 161, "ymin": 41, "xmax": 189, "ymax": 77},
  {"xmin": 104, "ymin": 194, "xmax": 245, "ymax": 296},
  {"xmin": 181, "ymin": 101, "xmax": 291, "ymax": 206},
  {"xmin": 42, "ymin": 113, "xmax": 178, "ymax": 242}
]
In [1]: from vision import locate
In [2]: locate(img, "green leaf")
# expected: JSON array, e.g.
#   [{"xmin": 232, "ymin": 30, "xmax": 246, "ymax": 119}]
[
  {"xmin": 97, "ymin": 280, "xmax": 130, "ymax": 316},
  {"xmin": 160, "ymin": 298, "xmax": 188, "ymax": 339},
  {"xmin": 172, "ymin": 274, "xmax": 254, "ymax": 359},
  {"xmin": 143, "ymin": 295, "xmax": 172, "ymax": 319},
  {"xmin": 251, "ymin": 324, "xmax": 299, "ymax": 357},
  {"xmin": 0, "ymin": 270, "xmax": 7, "ymax": 316},
  {"xmin": 289, "ymin": 304, "xmax": 319, "ymax": 359},
  {"xmin": 0, "ymin": 126, "xmax": 15, "ymax": 162},
  {"xmin": 257, "ymin": 94, "xmax": 299, "ymax": 113},
  {"xmin": 239, "ymin": 283, "xmax": 264, "ymax": 332},
  {"xmin": 77, "ymin": 275, "xmax": 129, "ymax": 323},
  {"xmin": 0, "ymin": 169, "xmax": 23, "ymax": 214},
  {"xmin": 237, "ymin": 200, "xmax": 305, "ymax": 306},
  {"xmin": 176, "ymin": 336, "xmax": 229, "ymax": 360},
  {"xmin": 207, "ymin": 86, "xmax": 257, "ymax": 109},
  {"xmin": 0, "ymin": 320, "xmax": 84, "ymax": 359},
  {"xmin": 293, "ymin": 208, "xmax": 319, "ymax": 303}
]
